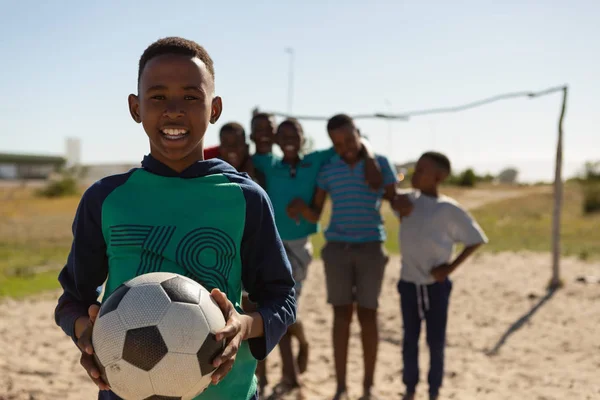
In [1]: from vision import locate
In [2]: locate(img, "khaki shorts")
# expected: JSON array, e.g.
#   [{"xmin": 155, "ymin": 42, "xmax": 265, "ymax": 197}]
[
  {"xmin": 321, "ymin": 241, "xmax": 389, "ymax": 310},
  {"xmin": 283, "ymin": 238, "xmax": 313, "ymax": 299}
]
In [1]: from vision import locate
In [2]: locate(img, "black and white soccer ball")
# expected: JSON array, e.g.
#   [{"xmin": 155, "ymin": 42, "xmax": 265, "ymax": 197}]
[{"xmin": 92, "ymin": 272, "xmax": 226, "ymax": 400}]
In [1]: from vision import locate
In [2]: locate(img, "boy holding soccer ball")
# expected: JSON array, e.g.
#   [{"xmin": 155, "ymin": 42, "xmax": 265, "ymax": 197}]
[{"xmin": 54, "ymin": 37, "xmax": 296, "ymax": 400}]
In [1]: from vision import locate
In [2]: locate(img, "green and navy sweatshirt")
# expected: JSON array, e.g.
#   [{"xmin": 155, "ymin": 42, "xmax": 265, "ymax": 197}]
[{"xmin": 54, "ymin": 154, "xmax": 297, "ymax": 400}]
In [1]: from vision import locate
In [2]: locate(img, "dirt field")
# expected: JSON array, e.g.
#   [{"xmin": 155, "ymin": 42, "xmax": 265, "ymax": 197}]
[{"xmin": 1, "ymin": 252, "xmax": 599, "ymax": 400}]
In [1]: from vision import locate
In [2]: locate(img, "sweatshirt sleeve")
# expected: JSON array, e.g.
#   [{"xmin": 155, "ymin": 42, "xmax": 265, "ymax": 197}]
[
  {"xmin": 54, "ymin": 174, "xmax": 131, "ymax": 342},
  {"xmin": 228, "ymin": 174, "xmax": 297, "ymax": 360}
]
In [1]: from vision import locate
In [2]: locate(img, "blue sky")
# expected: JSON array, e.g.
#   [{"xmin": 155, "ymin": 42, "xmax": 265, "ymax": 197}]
[{"xmin": 1, "ymin": 0, "xmax": 598, "ymax": 181}]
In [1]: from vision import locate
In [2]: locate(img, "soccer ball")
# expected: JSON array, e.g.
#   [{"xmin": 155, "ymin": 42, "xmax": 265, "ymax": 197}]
[{"xmin": 92, "ymin": 272, "xmax": 226, "ymax": 400}]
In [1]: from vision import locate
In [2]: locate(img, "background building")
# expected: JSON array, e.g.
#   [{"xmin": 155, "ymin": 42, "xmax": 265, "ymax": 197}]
[{"xmin": 0, "ymin": 153, "xmax": 65, "ymax": 180}]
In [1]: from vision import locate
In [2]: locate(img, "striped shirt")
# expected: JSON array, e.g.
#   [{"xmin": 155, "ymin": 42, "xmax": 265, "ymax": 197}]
[{"xmin": 317, "ymin": 155, "xmax": 398, "ymax": 243}]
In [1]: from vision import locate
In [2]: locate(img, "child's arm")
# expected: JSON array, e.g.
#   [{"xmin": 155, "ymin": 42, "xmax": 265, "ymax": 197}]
[
  {"xmin": 430, "ymin": 244, "xmax": 482, "ymax": 282},
  {"xmin": 207, "ymin": 180, "xmax": 297, "ymax": 384},
  {"xmin": 360, "ymin": 137, "xmax": 384, "ymax": 190},
  {"xmin": 287, "ymin": 187, "xmax": 327, "ymax": 224},
  {"xmin": 287, "ymin": 164, "xmax": 330, "ymax": 223},
  {"xmin": 237, "ymin": 182, "xmax": 297, "ymax": 358},
  {"xmin": 431, "ymin": 205, "xmax": 489, "ymax": 282},
  {"xmin": 388, "ymin": 190, "xmax": 414, "ymax": 219},
  {"xmin": 308, "ymin": 137, "xmax": 383, "ymax": 190},
  {"xmin": 55, "ymin": 187, "xmax": 109, "ymax": 340},
  {"xmin": 251, "ymin": 153, "xmax": 276, "ymax": 175},
  {"xmin": 54, "ymin": 182, "xmax": 112, "ymax": 389},
  {"xmin": 377, "ymin": 155, "xmax": 413, "ymax": 217}
]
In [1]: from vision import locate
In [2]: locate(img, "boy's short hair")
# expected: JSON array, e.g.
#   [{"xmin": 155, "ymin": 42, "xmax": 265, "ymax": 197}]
[
  {"xmin": 251, "ymin": 112, "xmax": 274, "ymax": 125},
  {"xmin": 421, "ymin": 151, "xmax": 452, "ymax": 175},
  {"xmin": 219, "ymin": 122, "xmax": 246, "ymax": 140},
  {"xmin": 138, "ymin": 37, "xmax": 215, "ymax": 87},
  {"xmin": 327, "ymin": 114, "xmax": 356, "ymax": 132},
  {"xmin": 277, "ymin": 118, "xmax": 304, "ymax": 136}
]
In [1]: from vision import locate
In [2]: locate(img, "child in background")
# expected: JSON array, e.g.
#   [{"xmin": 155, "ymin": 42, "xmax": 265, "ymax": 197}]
[
  {"xmin": 252, "ymin": 118, "xmax": 383, "ymax": 397},
  {"xmin": 250, "ymin": 112, "xmax": 277, "ymax": 156},
  {"xmin": 395, "ymin": 152, "xmax": 488, "ymax": 400},
  {"xmin": 213, "ymin": 122, "xmax": 265, "ymax": 188},
  {"xmin": 203, "ymin": 143, "xmax": 220, "ymax": 159},
  {"xmin": 303, "ymin": 114, "xmax": 408, "ymax": 400}
]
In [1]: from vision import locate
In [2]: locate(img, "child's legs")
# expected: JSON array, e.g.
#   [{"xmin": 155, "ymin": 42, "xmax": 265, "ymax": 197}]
[
  {"xmin": 332, "ymin": 304, "xmax": 353, "ymax": 391},
  {"xmin": 289, "ymin": 318, "xmax": 310, "ymax": 374},
  {"xmin": 280, "ymin": 238, "xmax": 313, "ymax": 381},
  {"xmin": 322, "ymin": 242, "xmax": 355, "ymax": 391},
  {"xmin": 278, "ymin": 331, "xmax": 299, "ymax": 385},
  {"xmin": 256, "ymin": 359, "xmax": 267, "ymax": 390},
  {"xmin": 288, "ymin": 318, "xmax": 306, "ymax": 344},
  {"xmin": 398, "ymin": 280, "xmax": 422, "ymax": 393},
  {"xmin": 354, "ymin": 242, "xmax": 388, "ymax": 391},
  {"xmin": 283, "ymin": 238, "xmax": 312, "ymax": 347},
  {"xmin": 425, "ymin": 279, "xmax": 452, "ymax": 396}
]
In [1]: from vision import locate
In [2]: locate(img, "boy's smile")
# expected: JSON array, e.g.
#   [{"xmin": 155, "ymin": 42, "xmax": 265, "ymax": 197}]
[
  {"xmin": 251, "ymin": 117, "xmax": 276, "ymax": 154},
  {"xmin": 128, "ymin": 54, "xmax": 222, "ymax": 172},
  {"xmin": 277, "ymin": 124, "xmax": 302, "ymax": 162},
  {"xmin": 161, "ymin": 127, "xmax": 189, "ymax": 141}
]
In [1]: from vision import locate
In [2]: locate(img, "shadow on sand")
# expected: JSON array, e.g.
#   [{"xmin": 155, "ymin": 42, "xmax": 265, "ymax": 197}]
[{"xmin": 485, "ymin": 287, "xmax": 558, "ymax": 356}]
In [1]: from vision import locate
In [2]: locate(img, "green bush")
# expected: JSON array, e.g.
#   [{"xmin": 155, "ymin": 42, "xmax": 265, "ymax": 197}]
[
  {"xmin": 446, "ymin": 168, "xmax": 477, "ymax": 187},
  {"xmin": 459, "ymin": 169, "xmax": 477, "ymax": 187},
  {"xmin": 37, "ymin": 176, "xmax": 79, "ymax": 198},
  {"xmin": 584, "ymin": 161, "xmax": 600, "ymax": 181},
  {"xmin": 480, "ymin": 173, "xmax": 495, "ymax": 183},
  {"xmin": 582, "ymin": 182, "xmax": 600, "ymax": 214},
  {"xmin": 36, "ymin": 166, "xmax": 87, "ymax": 198}
]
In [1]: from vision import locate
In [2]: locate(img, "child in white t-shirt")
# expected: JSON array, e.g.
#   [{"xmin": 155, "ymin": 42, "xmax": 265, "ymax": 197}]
[{"xmin": 394, "ymin": 152, "xmax": 488, "ymax": 400}]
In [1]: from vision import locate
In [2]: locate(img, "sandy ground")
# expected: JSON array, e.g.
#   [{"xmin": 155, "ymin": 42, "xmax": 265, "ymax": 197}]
[{"xmin": 1, "ymin": 252, "xmax": 599, "ymax": 400}]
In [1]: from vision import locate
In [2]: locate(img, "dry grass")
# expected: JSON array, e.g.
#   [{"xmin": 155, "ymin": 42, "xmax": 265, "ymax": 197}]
[
  {"xmin": 0, "ymin": 186, "xmax": 79, "ymax": 297},
  {"xmin": 470, "ymin": 184, "xmax": 600, "ymax": 260},
  {"xmin": 1, "ymin": 182, "xmax": 598, "ymax": 298}
]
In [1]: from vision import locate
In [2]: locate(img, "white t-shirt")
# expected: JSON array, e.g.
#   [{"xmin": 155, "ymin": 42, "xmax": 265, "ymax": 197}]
[{"xmin": 398, "ymin": 190, "xmax": 488, "ymax": 285}]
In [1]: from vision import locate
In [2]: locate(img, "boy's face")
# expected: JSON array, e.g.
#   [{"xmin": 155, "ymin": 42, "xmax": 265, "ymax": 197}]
[
  {"xmin": 251, "ymin": 117, "xmax": 276, "ymax": 154},
  {"xmin": 276, "ymin": 124, "xmax": 303, "ymax": 160},
  {"xmin": 219, "ymin": 131, "xmax": 248, "ymax": 169},
  {"xmin": 128, "ymin": 54, "xmax": 222, "ymax": 171},
  {"xmin": 411, "ymin": 156, "xmax": 445, "ymax": 191},
  {"xmin": 328, "ymin": 124, "xmax": 362, "ymax": 164}
]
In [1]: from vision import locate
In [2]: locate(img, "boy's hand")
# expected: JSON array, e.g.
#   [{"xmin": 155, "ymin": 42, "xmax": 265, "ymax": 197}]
[
  {"xmin": 430, "ymin": 263, "xmax": 453, "ymax": 282},
  {"xmin": 286, "ymin": 198, "xmax": 307, "ymax": 221},
  {"xmin": 76, "ymin": 304, "xmax": 110, "ymax": 391},
  {"xmin": 359, "ymin": 139, "xmax": 384, "ymax": 190},
  {"xmin": 210, "ymin": 289, "xmax": 252, "ymax": 385},
  {"xmin": 392, "ymin": 194, "xmax": 414, "ymax": 217}
]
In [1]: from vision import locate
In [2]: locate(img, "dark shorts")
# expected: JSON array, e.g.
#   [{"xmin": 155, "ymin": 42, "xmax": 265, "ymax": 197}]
[{"xmin": 321, "ymin": 241, "xmax": 389, "ymax": 310}]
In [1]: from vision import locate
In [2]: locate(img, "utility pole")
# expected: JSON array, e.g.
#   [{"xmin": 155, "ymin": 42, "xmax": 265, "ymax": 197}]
[
  {"xmin": 285, "ymin": 47, "xmax": 295, "ymax": 114},
  {"xmin": 385, "ymin": 99, "xmax": 393, "ymax": 160}
]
